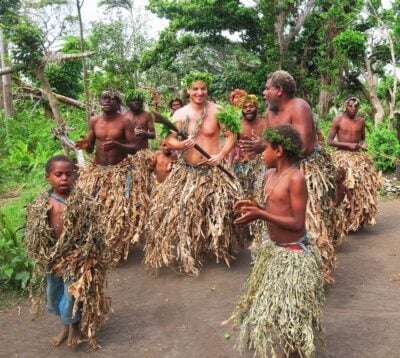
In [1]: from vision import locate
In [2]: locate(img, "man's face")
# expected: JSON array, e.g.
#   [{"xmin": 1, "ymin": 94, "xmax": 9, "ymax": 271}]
[
  {"xmin": 187, "ymin": 81, "xmax": 208, "ymax": 105},
  {"xmin": 100, "ymin": 95, "xmax": 120, "ymax": 113},
  {"xmin": 345, "ymin": 100, "xmax": 359, "ymax": 118},
  {"xmin": 242, "ymin": 102, "xmax": 258, "ymax": 121},
  {"xmin": 263, "ymin": 79, "xmax": 280, "ymax": 112},
  {"xmin": 128, "ymin": 99, "xmax": 144, "ymax": 113}
]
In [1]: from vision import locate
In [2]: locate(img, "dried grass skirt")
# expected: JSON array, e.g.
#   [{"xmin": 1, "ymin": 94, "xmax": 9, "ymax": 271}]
[
  {"xmin": 144, "ymin": 161, "xmax": 245, "ymax": 276},
  {"xmin": 78, "ymin": 150, "xmax": 152, "ymax": 266},
  {"xmin": 225, "ymin": 239, "xmax": 325, "ymax": 357},
  {"xmin": 299, "ymin": 148, "xmax": 340, "ymax": 284},
  {"xmin": 332, "ymin": 150, "xmax": 380, "ymax": 232}
]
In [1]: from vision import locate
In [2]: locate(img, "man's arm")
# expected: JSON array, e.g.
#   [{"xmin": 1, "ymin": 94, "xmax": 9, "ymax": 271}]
[
  {"xmin": 135, "ymin": 112, "xmax": 156, "ymax": 139},
  {"xmin": 207, "ymin": 124, "xmax": 237, "ymax": 166},
  {"xmin": 360, "ymin": 118, "xmax": 367, "ymax": 148},
  {"xmin": 166, "ymin": 113, "xmax": 195, "ymax": 150},
  {"xmin": 75, "ymin": 117, "xmax": 96, "ymax": 153}
]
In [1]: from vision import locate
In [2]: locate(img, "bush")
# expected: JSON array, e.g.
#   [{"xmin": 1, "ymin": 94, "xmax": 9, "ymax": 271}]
[
  {"xmin": 0, "ymin": 212, "xmax": 32, "ymax": 290},
  {"xmin": 367, "ymin": 125, "xmax": 400, "ymax": 172}
]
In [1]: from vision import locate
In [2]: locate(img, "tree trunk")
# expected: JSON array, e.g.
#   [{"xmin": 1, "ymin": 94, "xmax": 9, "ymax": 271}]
[
  {"xmin": 0, "ymin": 29, "xmax": 14, "ymax": 117},
  {"xmin": 360, "ymin": 56, "xmax": 385, "ymax": 127},
  {"xmin": 76, "ymin": 0, "xmax": 91, "ymax": 123},
  {"xmin": 33, "ymin": 65, "xmax": 69, "ymax": 155}
]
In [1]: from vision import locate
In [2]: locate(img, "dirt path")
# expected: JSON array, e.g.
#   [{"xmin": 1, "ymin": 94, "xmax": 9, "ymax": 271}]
[{"xmin": 1, "ymin": 199, "xmax": 399, "ymax": 358}]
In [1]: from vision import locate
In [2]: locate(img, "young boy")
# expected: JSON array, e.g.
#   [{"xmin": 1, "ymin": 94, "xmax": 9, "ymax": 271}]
[
  {"xmin": 148, "ymin": 139, "xmax": 178, "ymax": 183},
  {"xmin": 25, "ymin": 155, "xmax": 110, "ymax": 350},
  {"xmin": 227, "ymin": 125, "xmax": 325, "ymax": 357}
]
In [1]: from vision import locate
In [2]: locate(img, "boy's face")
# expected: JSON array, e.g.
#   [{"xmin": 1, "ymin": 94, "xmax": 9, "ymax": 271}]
[
  {"xmin": 171, "ymin": 101, "xmax": 182, "ymax": 112},
  {"xmin": 262, "ymin": 141, "xmax": 279, "ymax": 168},
  {"xmin": 45, "ymin": 161, "xmax": 74, "ymax": 195},
  {"xmin": 161, "ymin": 142, "xmax": 171, "ymax": 155}
]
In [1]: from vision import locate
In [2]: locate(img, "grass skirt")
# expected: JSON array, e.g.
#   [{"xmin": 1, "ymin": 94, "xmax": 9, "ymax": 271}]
[
  {"xmin": 78, "ymin": 150, "xmax": 152, "ymax": 266},
  {"xmin": 225, "ymin": 240, "xmax": 325, "ymax": 357},
  {"xmin": 25, "ymin": 187, "xmax": 110, "ymax": 350},
  {"xmin": 298, "ymin": 147, "xmax": 339, "ymax": 284},
  {"xmin": 332, "ymin": 150, "xmax": 380, "ymax": 232},
  {"xmin": 234, "ymin": 156, "xmax": 267, "ymax": 255},
  {"xmin": 144, "ymin": 161, "xmax": 245, "ymax": 276}
]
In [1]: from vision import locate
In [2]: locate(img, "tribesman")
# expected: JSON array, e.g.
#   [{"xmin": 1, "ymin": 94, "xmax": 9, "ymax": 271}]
[
  {"xmin": 75, "ymin": 90, "xmax": 150, "ymax": 266},
  {"xmin": 25, "ymin": 155, "xmax": 110, "ymax": 350},
  {"xmin": 327, "ymin": 95, "xmax": 380, "ymax": 232},
  {"xmin": 144, "ymin": 72, "xmax": 245, "ymax": 276},
  {"xmin": 225, "ymin": 126, "xmax": 325, "ymax": 357},
  {"xmin": 232, "ymin": 94, "xmax": 268, "ymax": 252},
  {"xmin": 240, "ymin": 70, "xmax": 342, "ymax": 284}
]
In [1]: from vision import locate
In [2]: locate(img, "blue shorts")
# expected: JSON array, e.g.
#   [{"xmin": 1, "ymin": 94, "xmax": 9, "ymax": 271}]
[{"xmin": 46, "ymin": 272, "xmax": 80, "ymax": 325}]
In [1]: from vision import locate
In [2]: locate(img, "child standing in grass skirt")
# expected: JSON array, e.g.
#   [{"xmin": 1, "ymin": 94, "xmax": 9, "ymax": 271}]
[
  {"xmin": 331, "ymin": 150, "xmax": 379, "ymax": 232},
  {"xmin": 298, "ymin": 145, "xmax": 339, "ymax": 284},
  {"xmin": 25, "ymin": 155, "xmax": 110, "ymax": 350},
  {"xmin": 78, "ymin": 149, "xmax": 152, "ymax": 266},
  {"xmin": 144, "ymin": 160, "xmax": 244, "ymax": 276},
  {"xmin": 226, "ymin": 126, "xmax": 325, "ymax": 357}
]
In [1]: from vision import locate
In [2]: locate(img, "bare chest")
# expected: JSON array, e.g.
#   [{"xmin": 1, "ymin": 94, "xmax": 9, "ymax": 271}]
[{"xmin": 95, "ymin": 119, "xmax": 125, "ymax": 140}]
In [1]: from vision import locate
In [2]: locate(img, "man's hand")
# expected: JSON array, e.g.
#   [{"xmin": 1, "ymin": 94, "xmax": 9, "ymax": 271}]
[
  {"xmin": 347, "ymin": 142, "xmax": 360, "ymax": 151},
  {"xmin": 206, "ymin": 153, "xmax": 224, "ymax": 166},
  {"xmin": 75, "ymin": 136, "xmax": 90, "ymax": 150},
  {"xmin": 239, "ymin": 132, "xmax": 265, "ymax": 156},
  {"xmin": 102, "ymin": 138, "xmax": 119, "ymax": 152},
  {"xmin": 234, "ymin": 206, "xmax": 263, "ymax": 225},
  {"xmin": 182, "ymin": 138, "xmax": 196, "ymax": 149},
  {"xmin": 134, "ymin": 127, "xmax": 148, "ymax": 137}
]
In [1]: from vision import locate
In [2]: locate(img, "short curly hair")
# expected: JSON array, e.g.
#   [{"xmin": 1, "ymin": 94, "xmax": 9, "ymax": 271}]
[
  {"xmin": 263, "ymin": 125, "xmax": 302, "ymax": 160},
  {"xmin": 267, "ymin": 70, "xmax": 296, "ymax": 98}
]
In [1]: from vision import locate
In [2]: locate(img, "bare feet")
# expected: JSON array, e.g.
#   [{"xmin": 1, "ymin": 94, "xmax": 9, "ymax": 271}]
[
  {"xmin": 52, "ymin": 325, "xmax": 69, "ymax": 346},
  {"xmin": 67, "ymin": 322, "xmax": 82, "ymax": 347}
]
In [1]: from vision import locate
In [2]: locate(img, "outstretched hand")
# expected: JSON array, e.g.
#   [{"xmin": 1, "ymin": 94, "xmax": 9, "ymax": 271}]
[
  {"xmin": 233, "ymin": 198, "xmax": 260, "ymax": 212},
  {"xmin": 239, "ymin": 131, "xmax": 265, "ymax": 156},
  {"xmin": 233, "ymin": 205, "xmax": 263, "ymax": 225},
  {"xmin": 75, "ymin": 136, "xmax": 90, "ymax": 150}
]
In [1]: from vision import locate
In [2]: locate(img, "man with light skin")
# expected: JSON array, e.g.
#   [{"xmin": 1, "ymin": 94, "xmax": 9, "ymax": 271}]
[
  {"xmin": 145, "ymin": 72, "xmax": 244, "ymax": 276},
  {"xmin": 167, "ymin": 78, "xmax": 236, "ymax": 166}
]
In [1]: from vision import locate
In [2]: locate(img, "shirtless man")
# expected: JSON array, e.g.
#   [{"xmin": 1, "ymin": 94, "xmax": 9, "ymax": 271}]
[
  {"xmin": 327, "ymin": 95, "xmax": 366, "ymax": 151},
  {"xmin": 328, "ymin": 96, "xmax": 379, "ymax": 232},
  {"xmin": 75, "ymin": 91, "xmax": 147, "ymax": 265},
  {"xmin": 241, "ymin": 71, "xmax": 339, "ymax": 283},
  {"xmin": 123, "ymin": 90, "xmax": 156, "ymax": 151},
  {"xmin": 144, "ymin": 72, "xmax": 244, "ymax": 276},
  {"xmin": 240, "ymin": 71, "xmax": 316, "ymax": 157},
  {"xmin": 148, "ymin": 139, "xmax": 178, "ymax": 183},
  {"xmin": 75, "ymin": 91, "xmax": 137, "ymax": 164}
]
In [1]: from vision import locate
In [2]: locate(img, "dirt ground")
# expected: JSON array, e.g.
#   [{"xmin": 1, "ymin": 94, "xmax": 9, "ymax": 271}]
[{"xmin": 1, "ymin": 198, "xmax": 400, "ymax": 358}]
